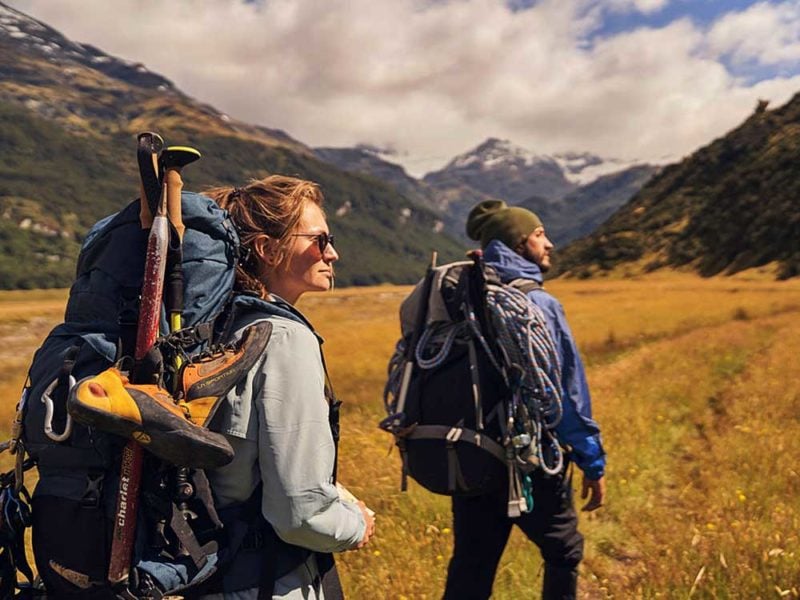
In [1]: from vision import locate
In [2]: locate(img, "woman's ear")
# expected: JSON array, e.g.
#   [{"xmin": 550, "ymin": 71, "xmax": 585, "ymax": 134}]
[{"xmin": 254, "ymin": 234, "xmax": 278, "ymax": 267}]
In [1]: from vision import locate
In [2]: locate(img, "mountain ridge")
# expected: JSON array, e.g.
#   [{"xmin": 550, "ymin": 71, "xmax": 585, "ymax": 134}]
[
  {"xmin": 315, "ymin": 139, "xmax": 656, "ymax": 245},
  {"xmin": 554, "ymin": 95, "xmax": 800, "ymax": 279},
  {"xmin": 0, "ymin": 2, "xmax": 463, "ymax": 288}
]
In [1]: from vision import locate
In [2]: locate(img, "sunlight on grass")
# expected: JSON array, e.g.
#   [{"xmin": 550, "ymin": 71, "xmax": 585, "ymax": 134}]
[{"xmin": 1, "ymin": 273, "xmax": 799, "ymax": 597}]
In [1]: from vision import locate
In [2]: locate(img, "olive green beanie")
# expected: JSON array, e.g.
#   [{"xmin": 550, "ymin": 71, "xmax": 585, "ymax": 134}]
[{"xmin": 466, "ymin": 200, "xmax": 543, "ymax": 249}]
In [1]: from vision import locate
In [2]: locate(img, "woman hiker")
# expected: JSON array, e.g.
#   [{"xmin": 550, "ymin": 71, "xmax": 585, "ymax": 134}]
[{"xmin": 196, "ymin": 175, "xmax": 375, "ymax": 599}]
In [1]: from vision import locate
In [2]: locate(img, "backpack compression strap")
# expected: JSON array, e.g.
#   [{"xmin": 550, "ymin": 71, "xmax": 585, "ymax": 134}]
[{"xmin": 398, "ymin": 425, "xmax": 507, "ymax": 493}]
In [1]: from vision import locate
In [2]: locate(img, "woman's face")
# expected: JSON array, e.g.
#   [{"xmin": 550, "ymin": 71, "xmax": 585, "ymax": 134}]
[{"xmin": 265, "ymin": 202, "xmax": 339, "ymax": 304}]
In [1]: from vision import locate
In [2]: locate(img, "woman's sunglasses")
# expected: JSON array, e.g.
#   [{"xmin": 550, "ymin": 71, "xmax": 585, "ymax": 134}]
[{"xmin": 290, "ymin": 232, "xmax": 335, "ymax": 253}]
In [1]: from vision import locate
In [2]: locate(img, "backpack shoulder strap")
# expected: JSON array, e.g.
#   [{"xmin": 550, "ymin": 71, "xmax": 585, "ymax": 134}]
[{"xmin": 507, "ymin": 278, "xmax": 542, "ymax": 294}]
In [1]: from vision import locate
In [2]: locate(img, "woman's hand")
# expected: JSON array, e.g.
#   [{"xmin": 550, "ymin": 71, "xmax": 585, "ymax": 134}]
[{"xmin": 355, "ymin": 501, "xmax": 376, "ymax": 548}]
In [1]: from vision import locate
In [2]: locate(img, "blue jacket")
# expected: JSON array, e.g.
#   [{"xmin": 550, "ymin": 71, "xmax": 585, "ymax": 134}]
[{"xmin": 484, "ymin": 240, "xmax": 606, "ymax": 480}]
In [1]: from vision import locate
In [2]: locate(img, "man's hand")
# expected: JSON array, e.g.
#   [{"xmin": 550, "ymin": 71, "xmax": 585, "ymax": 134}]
[
  {"xmin": 580, "ymin": 475, "xmax": 605, "ymax": 512},
  {"xmin": 355, "ymin": 500, "xmax": 376, "ymax": 548}
]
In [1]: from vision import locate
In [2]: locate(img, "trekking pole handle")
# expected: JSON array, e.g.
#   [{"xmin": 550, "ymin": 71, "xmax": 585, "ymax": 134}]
[
  {"xmin": 165, "ymin": 169, "xmax": 185, "ymax": 241},
  {"xmin": 162, "ymin": 146, "xmax": 201, "ymax": 242}
]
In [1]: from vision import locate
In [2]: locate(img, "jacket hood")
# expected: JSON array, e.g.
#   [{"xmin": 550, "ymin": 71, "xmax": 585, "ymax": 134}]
[{"xmin": 482, "ymin": 239, "xmax": 544, "ymax": 284}]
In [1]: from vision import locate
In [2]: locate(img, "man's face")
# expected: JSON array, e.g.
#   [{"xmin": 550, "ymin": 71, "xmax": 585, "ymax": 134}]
[{"xmin": 519, "ymin": 226, "xmax": 554, "ymax": 272}]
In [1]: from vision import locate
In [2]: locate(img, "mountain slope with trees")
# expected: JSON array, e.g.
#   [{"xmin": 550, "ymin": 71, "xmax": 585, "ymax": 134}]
[
  {"xmin": 518, "ymin": 165, "xmax": 659, "ymax": 246},
  {"xmin": 0, "ymin": 2, "xmax": 461, "ymax": 288},
  {"xmin": 555, "ymin": 96, "xmax": 800, "ymax": 279}
]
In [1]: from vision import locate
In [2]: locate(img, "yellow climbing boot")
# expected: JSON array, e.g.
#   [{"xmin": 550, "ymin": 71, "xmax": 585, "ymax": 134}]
[
  {"xmin": 68, "ymin": 367, "xmax": 233, "ymax": 469},
  {"xmin": 181, "ymin": 321, "xmax": 272, "ymax": 426}
]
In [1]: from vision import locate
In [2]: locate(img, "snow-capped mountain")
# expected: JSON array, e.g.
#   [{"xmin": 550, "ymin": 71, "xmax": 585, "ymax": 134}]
[
  {"xmin": 0, "ymin": 3, "xmax": 175, "ymax": 92},
  {"xmin": 552, "ymin": 152, "xmax": 650, "ymax": 186},
  {"xmin": 423, "ymin": 138, "xmax": 653, "ymax": 204},
  {"xmin": 312, "ymin": 137, "xmax": 658, "ymax": 245},
  {"xmin": 423, "ymin": 138, "xmax": 577, "ymax": 204}
]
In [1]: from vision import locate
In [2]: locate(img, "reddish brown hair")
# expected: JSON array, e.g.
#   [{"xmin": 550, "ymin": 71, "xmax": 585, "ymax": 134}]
[{"xmin": 205, "ymin": 175, "xmax": 324, "ymax": 298}]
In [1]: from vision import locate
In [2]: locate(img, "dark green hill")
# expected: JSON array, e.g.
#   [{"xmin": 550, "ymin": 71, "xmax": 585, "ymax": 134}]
[
  {"xmin": 518, "ymin": 165, "xmax": 658, "ymax": 247},
  {"xmin": 556, "ymin": 95, "xmax": 800, "ymax": 279},
  {"xmin": 0, "ymin": 4, "xmax": 461, "ymax": 288}
]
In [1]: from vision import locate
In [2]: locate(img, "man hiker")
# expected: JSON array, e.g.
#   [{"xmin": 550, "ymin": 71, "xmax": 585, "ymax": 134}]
[{"xmin": 443, "ymin": 200, "xmax": 606, "ymax": 600}]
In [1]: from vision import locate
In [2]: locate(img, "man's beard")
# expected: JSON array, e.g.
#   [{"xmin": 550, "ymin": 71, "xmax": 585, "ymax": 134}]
[{"xmin": 522, "ymin": 247, "xmax": 550, "ymax": 272}]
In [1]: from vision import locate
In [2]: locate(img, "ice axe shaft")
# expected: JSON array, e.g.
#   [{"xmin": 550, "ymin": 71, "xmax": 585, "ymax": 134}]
[
  {"xmin": 107, "ymin": 442, "xmax": 144, "ymax": 587},
  {"xmin": 135, "ymin": 207, "xmax": 170, "ymax": 359}
]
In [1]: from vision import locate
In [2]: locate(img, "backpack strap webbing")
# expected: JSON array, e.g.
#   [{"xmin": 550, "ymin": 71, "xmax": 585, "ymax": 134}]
[
  {"xmin": 403, "ymin": 425, "xmax": 507, "ymax": 463},
  {"xmin": 117, "ymin": 286, "xmax": 140, "ymax": 360},
  {"xmin": 316, "ymin": 345, "xmax": 344, "ymax": 484},
  {"xmin": 508, "ymin": 278, "xmax": 543, "ymax": 294},
  {"xmin": 168, "ymin": 503, "xmax": 216, "ymax": 571},
  {"xmin": 402, "ymin": 426, "xmax": 507, "ymax": 494},
  {"xmin": 0, "ymin": 467, "xmax": 36, "ymax": 597}
]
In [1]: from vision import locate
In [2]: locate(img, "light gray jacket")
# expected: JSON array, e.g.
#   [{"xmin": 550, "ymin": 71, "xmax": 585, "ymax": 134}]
[{"xmin": 204, "ymin": 308, "xmax": 365, "ymax": 598}]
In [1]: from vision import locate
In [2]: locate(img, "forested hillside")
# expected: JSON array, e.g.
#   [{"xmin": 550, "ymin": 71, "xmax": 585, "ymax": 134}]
[
  {"xmin": 556, "ymin": 96, "xmax": 800, "ymax": 279},
  {"xmin": 0, "ymin": 3, "xmax": 461, "ymax": 288}
]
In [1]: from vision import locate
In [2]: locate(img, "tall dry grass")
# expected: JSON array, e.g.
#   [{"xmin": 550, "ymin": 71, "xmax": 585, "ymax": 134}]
[
  {"xmin": 300, "ymin": 273, "xmax": 800, "ymax": 599},
  {"xmin": 1, "ymin": 273, "xmax": 799, "ymax": 598}
]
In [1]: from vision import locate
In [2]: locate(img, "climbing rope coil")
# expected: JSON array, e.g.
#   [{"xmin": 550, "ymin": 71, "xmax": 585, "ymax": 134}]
[{"xmin": 482, "ymin": 282, "xmax": 564, "ymax": 476}]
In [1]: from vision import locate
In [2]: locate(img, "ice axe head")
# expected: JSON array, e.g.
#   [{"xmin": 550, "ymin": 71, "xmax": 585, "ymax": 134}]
[
  {"xmin": 137, "ymin": 131, "xmax": 164, "ymax": 155},
  {"xmin": 137, "ymin": 132, "xmax": 164, "ymax": 228}
]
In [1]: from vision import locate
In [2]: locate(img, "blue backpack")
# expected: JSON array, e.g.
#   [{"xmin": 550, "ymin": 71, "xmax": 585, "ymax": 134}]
[{"xmin": 2, "ymin": 191, "xmax": 246, "ymax": 598}]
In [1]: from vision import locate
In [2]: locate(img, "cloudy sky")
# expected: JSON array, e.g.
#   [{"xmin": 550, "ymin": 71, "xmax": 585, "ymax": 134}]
[{"xmin": 8, "ymin": 0, "xmax": 800, "ymax": 175}]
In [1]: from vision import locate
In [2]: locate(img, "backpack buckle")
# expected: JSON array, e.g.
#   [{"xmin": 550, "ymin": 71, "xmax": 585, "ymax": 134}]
[
  {"xmin": 80, "ymin": 471, "xmax": 104, "ymax": 509},
  {"xmin": 241, "ymin": 528, "xmax": 264, "ymax": 551}
]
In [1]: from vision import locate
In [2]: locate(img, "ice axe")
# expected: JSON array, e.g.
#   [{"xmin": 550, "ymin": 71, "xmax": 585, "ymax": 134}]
[{"xmin": 108, "ymin": 132, "xmax": 172, "ymax": 591}]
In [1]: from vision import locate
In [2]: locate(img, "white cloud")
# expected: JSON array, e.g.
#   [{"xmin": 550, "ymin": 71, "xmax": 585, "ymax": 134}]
[
  {"xmin": 6, "ymin": 0, "xmax": 800, "ymax": 176},
  {"xmin": 707, "ymin": 1, "xmax": 800, "ymax": 67},
  {"xmin": 605, "ymin": 0, "xmax": 671, "ymax": 15}
]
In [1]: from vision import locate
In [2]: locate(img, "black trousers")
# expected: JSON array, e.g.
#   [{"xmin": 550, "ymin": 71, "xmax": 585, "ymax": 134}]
[{"xmin": 443, "ymin": 466, "xmax": 584, "ymax": 600}]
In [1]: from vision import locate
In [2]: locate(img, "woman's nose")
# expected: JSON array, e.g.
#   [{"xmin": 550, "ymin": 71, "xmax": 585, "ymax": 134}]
[{"xmin": 324, "ymin": 244, "xmax": 339, "ymax": 262}]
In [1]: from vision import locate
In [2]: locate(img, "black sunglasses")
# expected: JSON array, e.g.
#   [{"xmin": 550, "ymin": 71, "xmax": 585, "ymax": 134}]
[{"xmin": 290, "ymin": 232, "xmax": 335, "ymax": 253}]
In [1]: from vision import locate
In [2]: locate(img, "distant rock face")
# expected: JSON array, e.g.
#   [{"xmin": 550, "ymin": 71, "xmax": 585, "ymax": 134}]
[
  {"xmin": 314, "ymin": 145, "xmax": 435, "ymax": 206},
  {"xmin": 314, "ymin": 138, "xmax": 656, "ymax": 246},
  {"xmin": 0, "ymin": 3, "xmax": 174, "ymax": 91},
  {"xmin": 518, "ymin": 164, "xmax": 660, "ymax": 246},
  {"xmin": 423, "ymin": 138, "xmax": 577, "ymax": 204}
]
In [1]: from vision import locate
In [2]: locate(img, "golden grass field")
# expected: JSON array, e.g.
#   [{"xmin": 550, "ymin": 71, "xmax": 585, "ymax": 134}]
[{"xmin": 1, "ymin": 272, "xmax": 799, "ymax": 598}]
